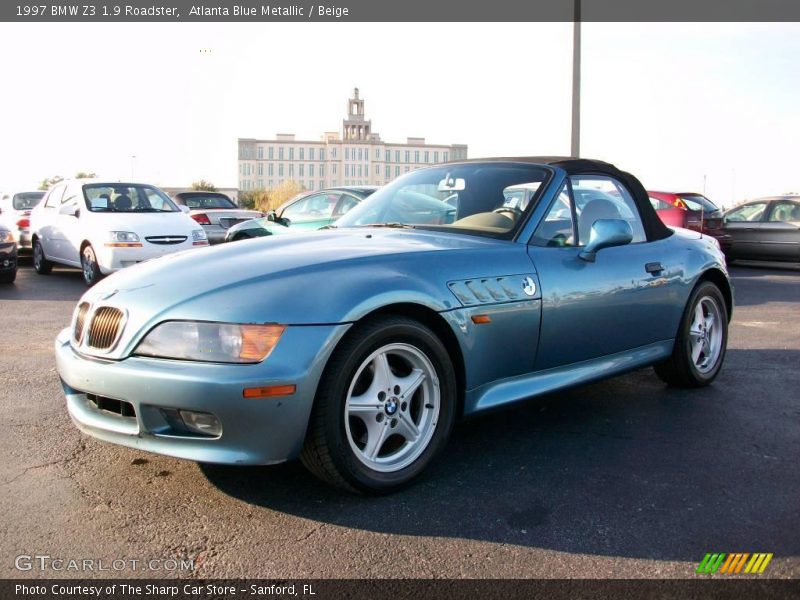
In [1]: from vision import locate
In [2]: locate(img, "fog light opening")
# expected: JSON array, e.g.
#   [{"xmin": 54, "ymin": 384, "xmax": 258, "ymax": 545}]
[{"xmin": 178, "ymin": 410, "xmax": 222, "ymax": 437}]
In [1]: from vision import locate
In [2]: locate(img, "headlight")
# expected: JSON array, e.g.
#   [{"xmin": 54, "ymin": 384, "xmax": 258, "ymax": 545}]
[
  {"xmin": 134, "ymin": 321, "xmax": 286, "ymax": 363},
  {"xmin": 0, "ymin": 231, "xmax": 14, "ymax": 243},
  {"xmin": 108, "ymin": 231, "xmax": 140, "ymax": 242},
  {"xmin": 192, "ymin": 229, "xmax": 208, "ymax": 245}
]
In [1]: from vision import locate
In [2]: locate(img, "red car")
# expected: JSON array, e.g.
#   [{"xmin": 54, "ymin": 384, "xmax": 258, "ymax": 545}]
[{"xmin": 648, "ymin": 191, "xmax": 722, "ymax": 232}]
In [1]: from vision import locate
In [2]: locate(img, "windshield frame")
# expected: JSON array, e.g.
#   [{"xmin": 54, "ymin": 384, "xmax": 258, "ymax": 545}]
[
  {"xmin": 82, "ymin": 183, "xmax": 180, "ymax": 213},
  {"xmin": 333, "ymin": 161, "xmax": 554, "ymax": 240}
]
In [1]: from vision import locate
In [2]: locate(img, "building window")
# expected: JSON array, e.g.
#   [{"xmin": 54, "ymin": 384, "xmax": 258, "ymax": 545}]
[
  {"xmin": 279, "ymin": 164, "xmax": 284, "ymax": 176},
  {"xmin": 332, "ymin": 164, "xmax": 337, "ymax": 175},
  {"xmin": 375, "ymin": 164, "xmax": 380, "ymax": 174},
  {"xmin": 257, "ymin": 179, "xmax": 263, "ymax": 188},
  {"xmin": 385, "ymin": 165, "xmax": 390, "ymax": 178},
  {"xmin": 319, "ymin": 180, "xmax": 324, "ymax": 189},
  {"xmin": 320, "ymin": 165, "xmax": 325, "ymax": 176},
  {"xmin": 279, "ymin": 147, "xmax": 284, "ymax": 160},
  {"xmin": 385, "ymin": 149, "xmax": 390, "ymax": 162},
  {"xmin": 424, "ymin": 151, "xmax": 429, "ymax": 163},
  {"xmin": 309, "ymin": 164, "xmax": 314, "ymax": 177},
  {"xmin": 414, "ymin": 151, "xmax": 419, "ymax": 163},
  {"xmin": 393, "ymin": 150, "xmax": 398, "ymax": 162},
  {"xmin": 329, "ymin": 148, "xmax": 334, "ymax": 159},
  {"xmin": 289, "ymin": 164, "xmax": 294, "ymax": 177},
  {"xmin": 309, "ymin": 148, "xmax": 315, "ymax": 160},
  {"xmin": 258, "ymin": 147, "xmax": 263, "ymax": 159},
  {"xmin": 309, "ymin": 181, "xmax": 314, "ymax": 190},
  {"xmin": 405, "ymin": 166, "xmax": 410, "ymax": 173},
  {"xmin": 269, "ymin": 180, "xmax": 273, "ymax": 188},
  {"xmin": 269, "ymin": 147, "xmax": 274, "ymax": 160},
  {"xmin": 395, "ymin": 166, "xmax": 400, "ymax": 177},
  {"xmin": 444, "ymin": 152, "xmax": 449, "ymax": 162},
  {"xmin": 299, "ymin": 148, "xmax": 304, "ymax": 160},
  {"xmin": 299, "ymin": 164, "xmax": 304, "ymax": 177},
  {"xmin": 375, "ymin": 149, "xmax": 380, "ymax": 159},
  {"xmin": 434, "ymin": 151, "xmax": 439, "ymax": 162},
  {"xmin": 358, "ymin": 148, "xmax": 362, "ymax": 161},
  {"xmin": 404, "ymin": 150, "xmax": 410, "ymax": 163},
  {"xmin": 289, "ymin": 148, "xmax": 294, "ymax": 160},
  {"xmin": 345, "ymin": 148, "xmax": 350, "ymax": 160},
  {"xmin": 268, "ymin": 164, "xmax": 274, "ymax": 176},
  {"xmin": 258, "ymin": 163, "xmax": 263, "ymax": 175}
]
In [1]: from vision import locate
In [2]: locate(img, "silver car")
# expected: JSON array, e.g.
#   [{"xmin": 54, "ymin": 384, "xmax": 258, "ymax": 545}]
[{"xmin": 171, "ymin": 192, "xmax": 262, "ymax": 244}]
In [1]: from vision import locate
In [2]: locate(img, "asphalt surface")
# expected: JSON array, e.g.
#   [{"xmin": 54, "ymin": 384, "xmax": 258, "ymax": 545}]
[{"xmin": 1, "ymin": 259, "xmax": 798, "ymax": 579}]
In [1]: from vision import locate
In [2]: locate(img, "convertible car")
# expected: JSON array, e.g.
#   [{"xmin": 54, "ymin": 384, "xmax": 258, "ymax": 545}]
[{"xmin": 55, "ymin": 158, "xmax": 732, "ymax": 493}]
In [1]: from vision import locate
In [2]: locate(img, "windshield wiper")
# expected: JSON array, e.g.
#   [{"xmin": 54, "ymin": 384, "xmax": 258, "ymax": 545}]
[{"xmin": 363, "ymin": 222, "xmax": 415, "ymax": 229}]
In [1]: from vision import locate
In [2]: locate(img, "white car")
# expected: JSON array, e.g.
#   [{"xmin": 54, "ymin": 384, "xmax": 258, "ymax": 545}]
[
  {"xmin": 30, "ymin": 180, "xmax": 208, "ymax": 286},
  {"xmin": 0, "ymin": 190, "xmax": 45, "ymax": 252}
]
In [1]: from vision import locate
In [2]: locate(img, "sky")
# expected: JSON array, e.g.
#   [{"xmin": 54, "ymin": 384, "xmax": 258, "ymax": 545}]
[{"xmin": 0, "ymin": 22, "xmax": 798, "ymax": 207}]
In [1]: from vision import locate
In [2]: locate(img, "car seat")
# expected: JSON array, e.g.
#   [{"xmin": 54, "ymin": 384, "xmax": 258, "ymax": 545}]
[{"xmin": 578, "ymin": 198, "xmax": 621, "ymax": 244}]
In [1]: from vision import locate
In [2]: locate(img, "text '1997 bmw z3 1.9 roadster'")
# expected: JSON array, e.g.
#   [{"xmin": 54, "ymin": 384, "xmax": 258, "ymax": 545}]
[{"xmin": 56, "ymin": 158, "xmax": 732, "ymax": 493}]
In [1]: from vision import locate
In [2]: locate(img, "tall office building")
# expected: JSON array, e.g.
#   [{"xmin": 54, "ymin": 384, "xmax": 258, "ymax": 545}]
[{"xmin": 237, "ymin": 88, "xmax": 468, "ymax": 191}]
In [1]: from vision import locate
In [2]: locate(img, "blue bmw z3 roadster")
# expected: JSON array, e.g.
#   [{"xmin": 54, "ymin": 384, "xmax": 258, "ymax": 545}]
[{"xmin": 56, "ymin": 158, "xmax": 732, "ymax": 493}]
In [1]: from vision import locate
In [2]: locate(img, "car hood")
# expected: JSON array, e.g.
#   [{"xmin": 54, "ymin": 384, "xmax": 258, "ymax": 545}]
[
  {"xmin": 82, "ymin": 228, "xmax": 534, "ymax": 355},
  {"xmin": 86, "ymin": 212, "xmax": 199, "ymax": 236}
]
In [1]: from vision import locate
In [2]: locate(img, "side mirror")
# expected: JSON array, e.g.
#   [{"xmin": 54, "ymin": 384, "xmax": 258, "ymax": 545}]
[
  {"xmin": 58, "ymin": 203, "xmax": 79, "ymax": 217},
  {"xmin": 266, "ymin": 210, "xmax": 277, "ymax": 222},
  {"xmin": 280, "ymin": 217, "xmax": 291, "ymax": 228},
  {"xmin": 179, "ymin": 205, "xmax": 190, "ymax": 214},
  {"xmin": 579, "ymin": 219, "xmax": 633, "ymax": 262}
]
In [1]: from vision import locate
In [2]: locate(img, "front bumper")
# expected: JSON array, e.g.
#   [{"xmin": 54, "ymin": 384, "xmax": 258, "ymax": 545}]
[
  {"xmin": 55, "ymin": 323, "xmax": 350, "ymax": 464},
  {"xmin": 1, "ymin": 242, "xmax": 17, "ymax": 271},
  {"xmin": 96, "ymin": 243, "xmax": 206, "ymax": 274}
]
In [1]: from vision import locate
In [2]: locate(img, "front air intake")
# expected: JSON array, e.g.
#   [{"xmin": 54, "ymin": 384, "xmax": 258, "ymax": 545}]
[
  {"xmin": 87, "ymin": 307, "xmax": 125, "ymax": 350},
  {"xmin": 73, "ymin": 302, "xmax": 90, "ymax": 343}
]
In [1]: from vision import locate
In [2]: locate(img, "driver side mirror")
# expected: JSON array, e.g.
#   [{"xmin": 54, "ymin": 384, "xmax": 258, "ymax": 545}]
[
  {"xmin": 179, "ymin": 205, "xmax": 190, "ymax": 214},
  {"xmin": 579, "ymin": 219, "xmax": 633, "ymax": 262}
]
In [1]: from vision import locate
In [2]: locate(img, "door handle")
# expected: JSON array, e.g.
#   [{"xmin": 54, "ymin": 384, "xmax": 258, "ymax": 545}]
[{"xmin": 645, "ymin": 262, "xmax": 664, "ymax": 274}]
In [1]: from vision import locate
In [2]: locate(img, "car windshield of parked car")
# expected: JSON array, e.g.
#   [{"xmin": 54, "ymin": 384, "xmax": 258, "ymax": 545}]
[
  {"xmin": 180, "ymin": 194, "xmax": 237, "ymax": 210},
  {"xmin": 83, "ymin": 184, "xmax": 179, "ymax": 213},
  {"xmin": 333, "ymin": 163, "xmax": 551, "ymax": 237},
  {"xmin": 678, "ymin": 194, "xmax": 719, "ymax": 213},
  {"xmin": 12, "ymin": 192, "xmax": 44, "ymax": 210}
]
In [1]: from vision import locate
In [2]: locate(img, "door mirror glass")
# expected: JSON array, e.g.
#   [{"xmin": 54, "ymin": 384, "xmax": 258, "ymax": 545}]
[{"xmin": 579, "ymin": 219, "xmax": 633, "ymax": 262}]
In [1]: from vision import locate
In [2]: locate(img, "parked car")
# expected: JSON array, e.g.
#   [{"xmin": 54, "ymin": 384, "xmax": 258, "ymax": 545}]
[
  {"xmin": 30, "ymin": 180, "xmax": 208, "ymax": 286},
  {"xmin": 648, "ymin": 191, "xmax": 722, "ymax": 231},
  {"xmin": 0, "ymin": 225, "xmax": 17, "ymax": 284},
  {"xmin": 170, "ymin": 191, "xmax": 263, "ymax": 244},
  {"xmin": 225, "ymin": 186, "xmax": 378, "ymax": 242},
  {"xmin": 703, "ymin": 196, "xmax": 800, "ymax": 263},
  {"xmin": 0, "ymin": 190, "xmax": 45, "ymax": 253},
  {"xmin": 56, "ymin": 158, "xmax": 731, "ymax": 493}
]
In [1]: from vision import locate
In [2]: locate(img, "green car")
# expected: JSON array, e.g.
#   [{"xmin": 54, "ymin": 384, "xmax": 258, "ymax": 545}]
[{"xmin": 224, "ymin": 186, "xmax": 378, "ymax": 242}]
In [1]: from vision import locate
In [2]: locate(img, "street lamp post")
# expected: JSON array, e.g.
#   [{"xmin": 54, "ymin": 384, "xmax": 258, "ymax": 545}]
[{"xmin": 571, "ymin": 0, "xmax": 581, "ymax": 158}]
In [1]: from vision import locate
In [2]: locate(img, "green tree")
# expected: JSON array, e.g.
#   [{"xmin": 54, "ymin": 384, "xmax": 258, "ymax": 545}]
[
  {"xmin": 38, "ymin": 176, "xmax": 64, "ymax": 190},
  {"xmin": 75, "ymin": 171, "xmax": 97, "ymax": 179},
  {"xmin": 191, "ymin": 180, "xmax": 217, "ymax": 191}
]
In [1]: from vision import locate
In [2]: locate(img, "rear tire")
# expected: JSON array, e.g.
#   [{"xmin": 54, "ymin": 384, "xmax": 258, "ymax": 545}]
[
  {"xmin": 33, "ymin": 239, "xmax": 52, "ymax": 275},
  {"xmin": 81, "ymin": 244, "xmax": 103, "ymax": 287},
  {"xmin": 301, "ymin": 316, "xmax": 457, "ymax": 494},
  {"xmin": 654, "ymin": 281, "xmax": 728, "ymax": 387}
]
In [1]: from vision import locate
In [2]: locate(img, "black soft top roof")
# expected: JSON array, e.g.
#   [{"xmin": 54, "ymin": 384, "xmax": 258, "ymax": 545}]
[{"xmin": 452, "ymin": 156, "xmax": 673, "ymax": 242}]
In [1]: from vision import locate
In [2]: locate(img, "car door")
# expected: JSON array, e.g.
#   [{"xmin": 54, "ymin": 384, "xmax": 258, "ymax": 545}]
[
  {"xmin": 528, "ymin": 176, "xmax": 683, "ymax": 370},
  {"xmin": 40, "ymin": 183, "xmax": 68, "ymax": 261},
  {"xmin": 760, "ymin": 199, "xmax": 800, "ymax": 261},
  {"xmin": 280, "ymin": 192, "xmax": 339, "ymax": 229},
  {"xmin": 722, "ymin": 201, "xmax": 769, "ymax": 260},
  {"xmin": 57, "ymin": 182, "xmax": 84, "ymax": 266}
]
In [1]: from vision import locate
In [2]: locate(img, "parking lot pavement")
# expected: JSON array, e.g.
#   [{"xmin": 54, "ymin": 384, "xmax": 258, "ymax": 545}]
[{"xmin": 0, "ymin": 261, "xmax": 798, "ymax": 579}]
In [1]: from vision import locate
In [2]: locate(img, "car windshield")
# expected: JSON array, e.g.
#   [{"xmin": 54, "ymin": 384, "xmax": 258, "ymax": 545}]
[
  {"xmin": 179, "ymin": 194, "xmax": 237, "ymax": 209},
  {"xmin": 83, "ymin": 184, "xmax": 179, "ymax": 213},
  {"xmin": 334, "ymin": 163, "xmax": 551, "ymax": 237},
  {"xmin": 12, "ymin": 192, "xmax": 44, "ymax": 210},
  {"xmin": 678, "ymin": 194, "xmax": 719, "ymax": 213}
]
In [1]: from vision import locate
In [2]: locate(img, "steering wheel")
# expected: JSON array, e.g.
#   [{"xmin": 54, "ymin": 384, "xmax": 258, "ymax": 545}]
[{"xmin": 492, "ymin": 206, "xmax": 523, "ymax": 221}]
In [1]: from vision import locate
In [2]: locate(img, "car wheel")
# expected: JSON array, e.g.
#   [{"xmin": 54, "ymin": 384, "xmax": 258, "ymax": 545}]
[
  {"xmin": 301, "ymin": 316, "xmax": 457, "ymax": 494},
  {"xmin": 654, "ymin": 281, "xmax": 728, "ymax": 387},
  {"xmin": 33, "ymin": 239, "xmax": 53, "ymax": 275},
  {"xmin": 0, "ymin": 269, "xmax": 16, "ymax": 284},
  {"xmin": 81, "ymin": 244, "xmax": 103, "ymax": 286}
]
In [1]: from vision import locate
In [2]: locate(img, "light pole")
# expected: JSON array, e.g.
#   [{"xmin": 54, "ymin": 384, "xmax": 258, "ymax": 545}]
[
  {"xmin": 131, "ymin": 155, "xmax": 136, "ymax": 180},
  {"xmin": 571, "ymin": 0, "xmax": 581, "ymax": 158}
]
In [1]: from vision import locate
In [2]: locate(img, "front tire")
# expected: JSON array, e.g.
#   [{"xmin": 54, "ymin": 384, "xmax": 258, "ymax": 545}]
[
  {"xmin": 80, "ymin": 244, "xmax": 103, "ymax": 286},
  {"xmin": 654, "ymin": 281, "xmax": 728, "ymax": 387},
  {"xmin": 33, "ymin": 239, "xmax": 52, "ymax": 275},
  {"xmin": 301, "ymin": 316, "xmax": 457, "ymax": 494}
]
